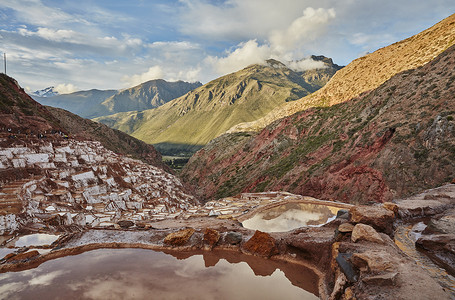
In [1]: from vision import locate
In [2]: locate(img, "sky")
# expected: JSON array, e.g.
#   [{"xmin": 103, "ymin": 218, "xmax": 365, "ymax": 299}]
[{"xmin": 0, "ymin": 0, "xmax": 454, "ymax": 93}]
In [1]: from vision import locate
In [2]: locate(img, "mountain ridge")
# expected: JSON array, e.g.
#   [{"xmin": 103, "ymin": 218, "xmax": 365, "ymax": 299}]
[
  {"xmin": 95, "ymin": 56, "xmax": 341, "ymax": 155},
  {"xmin": 228, "ymin": 13, "xmax": 455, "ymax": 133},
  {"xmin": 181, "ymin": 43, "xmax": 455, "ymax": 203},
  {"xmin": 32, "ymin": 79, "xmax": 201, "ymax": 119}
]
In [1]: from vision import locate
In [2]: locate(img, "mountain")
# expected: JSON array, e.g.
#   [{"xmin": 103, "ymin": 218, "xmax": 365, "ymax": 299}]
[
  {"xmin": 95, "ymin": 57, "xmax": 341, "ymax": 155},
  {"xmin": 31, "ymin": 86, "xmax": 59, "ymax": 97},
  {"xmin": 181, "ymin": 43, "xmax": 455, "ymax": 203},
  {"xmin": 93, "ymin": 79, "xmax": 202, "ymax": 117},
  {"xmin": 228, "ymin": 13, "xmax": 455, "ymax": 133},
  {"xmin": 0, "ymin": 74, "xmax": 166, "ymax": 170},
  {"xmin": 32, "ymin": 89, "xmax": 118, "ymax": 119},
  {"xmin": 32, "ymin": 79, "xmax": 201, "ymax": 119}
]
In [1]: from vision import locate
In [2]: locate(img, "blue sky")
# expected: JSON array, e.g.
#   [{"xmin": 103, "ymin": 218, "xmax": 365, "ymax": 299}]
[{"xmin": 0, "ymin": 0, "xmax": 454, "ymax": 93}]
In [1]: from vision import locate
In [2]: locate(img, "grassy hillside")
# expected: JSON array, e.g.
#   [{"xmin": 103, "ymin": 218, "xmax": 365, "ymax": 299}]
[{"xmin": 95, "ymin": 58, "xmax": 340, "ymax": 155}]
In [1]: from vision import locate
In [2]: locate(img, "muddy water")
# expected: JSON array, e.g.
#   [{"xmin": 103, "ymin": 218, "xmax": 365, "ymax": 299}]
[
  {"xmin": 394, "ymin": 223, "xmax": 455, "ymax": 298},
  {"xmin": 242, "ymin": 203, "xmax": 340, "ymax": 232},
  {"xmin": 0, "ymin": 248, "xmax": 319, "ymax": 300}
]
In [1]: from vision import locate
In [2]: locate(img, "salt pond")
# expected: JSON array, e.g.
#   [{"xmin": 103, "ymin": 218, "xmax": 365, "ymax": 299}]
[
  {"xmin": 242, "ymin": 202, "xmax": 341, "ymax": 232},
  {"xmin": 0, "ymin": 248, "xmax": 319, "ymax": 300},
  {"xmin": 14, "ymin": 233, "xmax": 60, "ymax": 248}
]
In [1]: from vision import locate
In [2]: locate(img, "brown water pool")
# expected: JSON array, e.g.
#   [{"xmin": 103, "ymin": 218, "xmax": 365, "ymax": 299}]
[{"xmin": 0, "ymin": 248, "xmax": 319, "ymax": 300}]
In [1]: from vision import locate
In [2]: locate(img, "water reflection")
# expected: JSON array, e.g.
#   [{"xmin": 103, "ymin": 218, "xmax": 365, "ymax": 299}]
[
  {"xmin": 242, "ymin": 203, "xmax": 340, "ymax": 232},
  {"xmin": 0, "ymin": 248, "xmax": 318, "ymax": 300},
  {"xmin": 14, "ymin": 234, "xmax": 60, "ymax": 247}
]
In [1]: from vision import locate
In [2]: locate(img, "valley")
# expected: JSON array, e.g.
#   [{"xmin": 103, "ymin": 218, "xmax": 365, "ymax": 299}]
[{"xmin": 1, "ymin": 10, "xmax": 455, "ymax": 300}]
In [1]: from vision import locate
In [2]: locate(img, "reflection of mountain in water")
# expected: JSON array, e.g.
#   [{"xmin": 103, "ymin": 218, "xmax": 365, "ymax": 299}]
[
  {"xmin": 0, "ymin": 248, "xmax": 318, "ymax": 300},
  {"xmin": 243, "ymin": 203, "xmax": 340, "ymax": 232}
]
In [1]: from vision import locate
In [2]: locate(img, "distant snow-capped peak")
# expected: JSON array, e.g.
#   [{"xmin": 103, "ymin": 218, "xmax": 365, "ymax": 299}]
[{"xmin": 31, "ymin": 86, "xmax": 59, "ymax": 97}]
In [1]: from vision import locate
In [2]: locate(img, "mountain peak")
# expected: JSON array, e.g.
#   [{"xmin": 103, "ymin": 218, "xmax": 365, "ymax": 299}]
[
  {"xmin": 31, "ymin": 86, "xmax": 59, "ymax": 98},
  {"xmin": 265, "ymin": 59, "xmax": 287, "ymax": 69}
]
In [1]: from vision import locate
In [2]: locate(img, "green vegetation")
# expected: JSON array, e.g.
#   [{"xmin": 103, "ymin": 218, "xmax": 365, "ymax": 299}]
[{"xmin": 95, "ymin": 61, "xmax": 337, "ymax": 154}]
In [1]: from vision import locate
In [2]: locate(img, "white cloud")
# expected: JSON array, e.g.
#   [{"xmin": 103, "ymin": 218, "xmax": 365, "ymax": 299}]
[
  {"xmin": 122, "ymin": 66, "xmax": 164, "ymax": 86},
  {"xmin": 287, "ymin": 58, "xmax": 327, "ymax": 71},
  {"xmin": 206, "ymin": 40, "xmax": 271, "ymax": 75},
  {"xmin": 269, "ymin": 7, "xmax": 336, "ymax": 54},
  {"xmin": 54, "ymin": 83, "xmax": 78, "ymax": 94},
  {"xmin": 0, "ymin": 0, "xmax": 88, "ymax": 27}
]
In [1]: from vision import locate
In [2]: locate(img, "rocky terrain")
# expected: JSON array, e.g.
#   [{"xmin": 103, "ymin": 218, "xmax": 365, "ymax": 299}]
[
  {"xmin": 0, "ymin": 137, "xmax": 197, "ymax": 235},
  {"xmin": 95, "ymin": 57, "xmax": 341, "ymax": 155},
  {"xmin": 1, "ymin": 185, "xmax": 454, "ymax": 299},
  {"xmin": 181, "ymin": 42, "xmax": 455, "ymax": 204},
  {"xmin": 0, "ymin": 73, "xmax": 200, "ymax": 235},
  {"xmin": 229, "ymin": 13, "xmax": 455, "ymax": 133}
]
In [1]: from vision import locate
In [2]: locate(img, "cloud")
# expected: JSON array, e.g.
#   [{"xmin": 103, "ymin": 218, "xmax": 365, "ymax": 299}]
[
  {"xmin": 269, "ymin": 7, "xmax": 336, "ymax": 54},
  {"xmin": 54, "ymin": 83, "xmax": 78, "ymax": 94},
  {"xmin": 206, "ymin": 40, "xmax": 271, "ymax": 75},
  {"xmin": 287, "ymin": 58, "xmax": 327, "ymax": 71},
  {"xmin": 0, "ymin": 0, "xmax": 88, "ymax": 27},
  {"xmin": 122, "ymin": 66, "xmax": 164, "ymax": 86}
]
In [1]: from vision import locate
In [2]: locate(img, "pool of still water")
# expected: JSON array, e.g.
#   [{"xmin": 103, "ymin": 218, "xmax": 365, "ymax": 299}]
[
  {"xmin": 0, "ymin": 248, "xmax": 319, "ymax": 300},
  {"xmin": 14, "ymin": 233, "xmax": 61, "ymax": 248},
  {"xmin": 242, "ymin": 202, "xmax": 341, "ymax": 232}
]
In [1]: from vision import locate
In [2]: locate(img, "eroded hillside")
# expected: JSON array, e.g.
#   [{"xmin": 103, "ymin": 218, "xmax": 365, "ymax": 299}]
[{"xmin": 181, "ymin": 44, "xmax": 455, "ymax": 204}]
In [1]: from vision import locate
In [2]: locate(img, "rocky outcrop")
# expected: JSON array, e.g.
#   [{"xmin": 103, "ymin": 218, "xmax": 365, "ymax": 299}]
[
  {"xmin": 350, "ymin": 206, "xmax": 394, "ymax": 235},
  {"xmin": 203, "ymin": 228, "xmax": 220, "ymax": 249},
  {"xmin": 351, "ymin": 224, "xmax": 384, "ymax": 244},
  {"xmin": 242, "ymin": 230, "xmax": 278, "ymax": 258},
  {"xmin": 163, "ymin": 228, "xmax": 195, "ymax": 246}
]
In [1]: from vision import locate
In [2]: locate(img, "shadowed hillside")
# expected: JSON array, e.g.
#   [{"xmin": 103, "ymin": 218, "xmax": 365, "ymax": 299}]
[{"xmin": 181, "ymin": 44, "xmax": 455, "ymax": 203}]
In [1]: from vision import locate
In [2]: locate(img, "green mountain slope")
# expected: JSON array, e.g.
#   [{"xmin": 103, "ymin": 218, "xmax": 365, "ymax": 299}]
[
  {"xmin": 181, "ymin": 44, "xmax": 455, "ymax": 204},
  {"xmin": 95, "ymin": 58, "xmax": 341, "ymax": 155}
]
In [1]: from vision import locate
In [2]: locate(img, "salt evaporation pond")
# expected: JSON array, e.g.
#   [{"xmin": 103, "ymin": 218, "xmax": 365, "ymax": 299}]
[
  {"xmin": 14, "ymin": 233, "xmax": 60, "ymax": 247},
  {"xmin": 242, "ymin": 202, "xmax": 341, "ymax": 232},
  {"xmin": 0, "ymin": 248, "xmax": 319, "ymax": 300}
]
